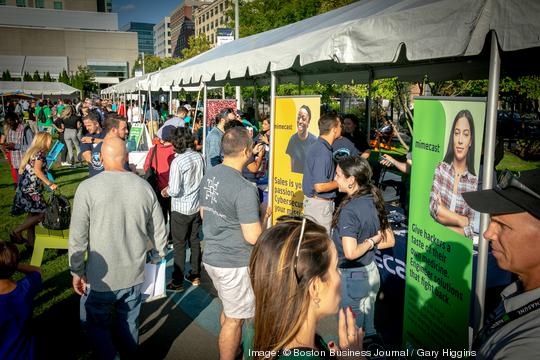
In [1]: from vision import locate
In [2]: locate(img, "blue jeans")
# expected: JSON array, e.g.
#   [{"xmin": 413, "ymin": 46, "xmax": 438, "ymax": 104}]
[
  {"xmin": 340, "ymin": 262, "xmax": 380, "ymax": 336},
  {"xmin": 80, "ymin": 284, "xmax": 142, "ymax": 360}
]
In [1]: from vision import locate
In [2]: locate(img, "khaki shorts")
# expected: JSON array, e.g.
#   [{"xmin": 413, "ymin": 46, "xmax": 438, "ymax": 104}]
[{"xmin": 203, "ymin": 263, "xmax": 255, "ymax": 319}]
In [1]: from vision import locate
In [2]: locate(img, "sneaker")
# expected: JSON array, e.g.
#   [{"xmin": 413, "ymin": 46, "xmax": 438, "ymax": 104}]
[
  {"xmin": 166, "ymin": 282, "xmax": 184, "ymax": 292},
  {"xmin": 61, "ymin": 162, "xmax": 71, "ymax": 166},
  {"xmin": 185, "ymin": 273, "xmax": 201, "ymax": 286}
]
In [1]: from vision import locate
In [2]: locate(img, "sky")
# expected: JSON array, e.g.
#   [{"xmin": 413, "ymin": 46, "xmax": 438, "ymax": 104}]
[{"xmin": 113, "ymin": 0, "xmax": 181, "ymax": 28}]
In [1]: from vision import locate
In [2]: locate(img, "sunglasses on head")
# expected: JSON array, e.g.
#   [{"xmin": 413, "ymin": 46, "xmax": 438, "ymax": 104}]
[{"xmin": 276, "ymin": 215, "xmax": 318, "ymax": 283}]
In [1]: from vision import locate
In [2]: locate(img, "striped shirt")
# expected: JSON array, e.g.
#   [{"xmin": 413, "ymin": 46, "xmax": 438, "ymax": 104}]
[
  {"xmin": 168, "ymin": 149, "xmax": 205, "ymax": 215},
  {"xmin": 7, "ymin": 124, "xmax": 24, "ymax": 169},
  {"xmin": 429, "ymin": 161, "xmax": 478, "ymax": 238}
]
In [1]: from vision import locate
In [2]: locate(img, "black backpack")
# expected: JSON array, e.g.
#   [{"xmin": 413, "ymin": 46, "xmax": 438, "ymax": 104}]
[
  {"xmin": 42, "ymin": 193, "xmax": 71, "ymax": 230},
  {"xmin": 38, "ymin": 107, "xmax": 47, "ymax": 123}
]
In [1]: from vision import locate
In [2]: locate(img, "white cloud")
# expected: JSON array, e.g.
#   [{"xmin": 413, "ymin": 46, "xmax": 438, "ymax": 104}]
[{"xmin": 119, "ymin": 4, "xmax": 136, "ymax": 12}]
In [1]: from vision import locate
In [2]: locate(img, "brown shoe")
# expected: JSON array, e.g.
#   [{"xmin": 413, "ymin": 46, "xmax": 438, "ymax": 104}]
[{"xmin": 185, "ymin": 273, "xmax": 201, "ymax": 286}]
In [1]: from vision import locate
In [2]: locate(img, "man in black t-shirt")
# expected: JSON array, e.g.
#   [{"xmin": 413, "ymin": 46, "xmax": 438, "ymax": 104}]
[
  {"xmin": 286, "ymin": 105, "xmax": 317, "ymax": 173},
  {"xmin": 80, "ymin": 112, "xmax": 106, "ymax": 176}
]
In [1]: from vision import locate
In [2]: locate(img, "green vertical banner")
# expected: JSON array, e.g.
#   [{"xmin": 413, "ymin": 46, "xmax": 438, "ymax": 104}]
[{"xmin": 403, "ymin": 97, "xmax": 486, "ymax": 351}]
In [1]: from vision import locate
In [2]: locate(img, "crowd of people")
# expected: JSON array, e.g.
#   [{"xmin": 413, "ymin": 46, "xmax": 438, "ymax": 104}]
[{"xmin": 0, "ymin": 95, "xmax": 539, "ymax": 360}]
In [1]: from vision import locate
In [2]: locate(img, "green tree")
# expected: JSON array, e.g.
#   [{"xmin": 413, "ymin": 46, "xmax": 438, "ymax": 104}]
[
  {"xmin": 181, "ymin": 35, "xmax": 212, "ymax": 61},
  {"xmin": 132, "ymin": 55, "xmax": 183, "ymax": 76},
  {"xmin": 23, "ymin": 72, "xmax": 33, "ymax": 81},
  {"xmin": 1, "ymin": 70, "xmax": 12, "ymax": 81},
  {"xmin": 237, "ymin": 0, "xmax": 357, "ymax": 37},
  {"xmin": 70, "ymin": 66, "xmax": 98, "ymax": 98},
  {"xmin": 32, "ymin": 70, "xmax": 41, "ymax": 81},
  {"xmin": 58, "ymin": 69, "xmax": 70, "ymax": 85},
  {"xmin": 43, "ymin": 71, "xmax": 53, "ymax": 82}
]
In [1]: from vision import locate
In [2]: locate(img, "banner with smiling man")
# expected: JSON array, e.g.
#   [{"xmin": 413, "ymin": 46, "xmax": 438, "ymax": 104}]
[{"xmin": 272, "ymin": 96, "xmax": 320, "ymax": 220}]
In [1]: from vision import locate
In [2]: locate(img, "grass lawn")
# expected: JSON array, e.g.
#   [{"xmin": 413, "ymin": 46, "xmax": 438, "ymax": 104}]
[{"xmin": 496, "ymin": 151, "xmax": 540, "ymax": 171}]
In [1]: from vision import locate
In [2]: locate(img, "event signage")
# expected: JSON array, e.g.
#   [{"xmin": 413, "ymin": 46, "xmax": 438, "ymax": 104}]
[
  {"xmin": 272, "ymin": 96, "xmax": 320, "ymax": 220},
  {"xmin": 403, "ymin": 97, "xmax": 486, "ymax": 350},
  {"xmin": 127, "ymin": 123, "xmax": 145, "ymax": 152},
  {"xmin": 216, "ymin": 28, "xmax": 234, "ymax": 46}
]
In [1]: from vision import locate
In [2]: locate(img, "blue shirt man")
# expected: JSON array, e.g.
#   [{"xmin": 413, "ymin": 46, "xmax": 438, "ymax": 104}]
[
  {"xmin": 204, "ymin": 108, "xmax": 236, "ymax": 168},
  {"xmin": 302, "ymin": 113, "xmax": 341, "ymax": 233}
]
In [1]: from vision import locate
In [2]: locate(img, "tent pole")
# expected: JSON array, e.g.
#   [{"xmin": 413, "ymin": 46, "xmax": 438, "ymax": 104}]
[
  {"xmin": 169, "ymin": 87, "xmax": 173, "ymax": 115},
  {"xmin": 202, "ymin": 83, "xmax": 208, "ymax": 157},
  {"xmin": 148, "ymin": 87, "xmax": 154, "ymax": 138},
  {"xmin": 194, "ymin": 85, "xmax": 202, "ymax": 128},
  {"xmin": 474, "ymin": 31, "xmax": 500, "ymax": 335},
  {"xmin": 222, "ymin": 87, "xmax": 225, "ymax": 100},
  {"xmin": 365, "ymin": 71, "xmax": 373, "ymax": 144},
  {"xmin": 267, "ymin": 71, "xmax": 277, "ymax": 226},
  {"xmin": 253, "ymin": 83, "xmax": 259, "ymax": 121}
]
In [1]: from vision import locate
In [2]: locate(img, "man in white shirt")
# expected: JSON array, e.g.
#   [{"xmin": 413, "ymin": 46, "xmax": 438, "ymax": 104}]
[{"xmin": 127, "ymin": 101, "xmax": 141, "ymax": 124}]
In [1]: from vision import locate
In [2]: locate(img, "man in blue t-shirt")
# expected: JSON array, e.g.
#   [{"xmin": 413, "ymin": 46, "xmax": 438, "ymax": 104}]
[
  {"xmin": 81, "ymin": 112, "xmax": 129, "ymax": 177},
  {"xmin": 302, "ymin": 113, "xmax": 342, "ymax": 233}
]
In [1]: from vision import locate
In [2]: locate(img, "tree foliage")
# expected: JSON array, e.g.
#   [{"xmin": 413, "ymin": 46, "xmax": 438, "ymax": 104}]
[
  {"xmin": 69, "ymin": 66, "xmax": 98, "ymax": 98},
  {"xmin": 237, "ymin": 0, "xmax": 357, "ymax": 37},
  {"xmin": 1, "ymin": 70, "xmax": 12, "ymax": 81},
  {"xmin": 132, "ymin": 54, "xmax": 183, "ymax": 76},
  {"xmin": 181, "ymin": 35, "xmax": 212, "ymax": 61},
  {"xmin": 32, "ymin": 71, "xmax": 41, "ymax": 81},
  {"xmin": 43, "ymin": 71, "xmax": 53, "ymax": 82},
  {"xmin": 58, "ymin": 69, "xmax": 70, "ymax": 85},
  {"xmin": 23, "ymin": 72, "xmax": 32, "ymax": 81}
]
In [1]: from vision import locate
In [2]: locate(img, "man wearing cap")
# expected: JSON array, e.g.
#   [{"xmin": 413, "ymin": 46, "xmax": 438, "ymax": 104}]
[
  {"xmin": 205, "ymin": 108, "xmax": 236, "ymax": 169},
  {"xmin": 463, "ymin": 169, "xmax": 540, "ymax": 360}
]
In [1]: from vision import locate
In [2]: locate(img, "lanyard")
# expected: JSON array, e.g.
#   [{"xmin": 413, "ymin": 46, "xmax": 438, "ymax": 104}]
[{"xmin": 473, "ymin": 296, "xmax": 540, "ymax": 350}]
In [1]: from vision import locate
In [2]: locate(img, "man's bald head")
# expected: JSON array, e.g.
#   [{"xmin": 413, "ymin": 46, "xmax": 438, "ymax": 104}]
[{"xmin": 101, "ymin": 138, "xmax": 127, "ymax": 170}]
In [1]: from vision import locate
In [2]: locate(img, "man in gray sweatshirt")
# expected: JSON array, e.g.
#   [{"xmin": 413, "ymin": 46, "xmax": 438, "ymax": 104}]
[{"xmin": 69, "ymin": 137, "xmax": 168, "ymax": 359}]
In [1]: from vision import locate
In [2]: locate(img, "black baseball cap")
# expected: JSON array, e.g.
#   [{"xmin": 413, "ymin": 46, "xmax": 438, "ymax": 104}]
[{"xmin": 462, "ymin": 169, "xmax": 540, "ymax": 219}]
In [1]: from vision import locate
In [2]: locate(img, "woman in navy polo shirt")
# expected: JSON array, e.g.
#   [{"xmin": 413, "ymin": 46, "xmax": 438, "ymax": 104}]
[{"xmin": 331, "ymin": 156, "xmax": 395, "ymax": 337}]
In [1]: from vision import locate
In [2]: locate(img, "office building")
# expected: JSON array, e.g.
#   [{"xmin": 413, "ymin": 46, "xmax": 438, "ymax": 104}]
[
  {"xmin": 0, "ymin": 0, "xmax": 112, "ymax": 12},
  {"xmin": 121, "ymin": 22, "xmax": 155, "ymax": 55},
  {"xmin": 154, "ymin": 17, "xmax": 171, "ymax": 58},
  {"xmin": 193, "ymin": 0, "xmax": 232, "ymax": 47},
  {"xmin": 0, "ymin": 3, "xmax": 138, "ymax": 87}
]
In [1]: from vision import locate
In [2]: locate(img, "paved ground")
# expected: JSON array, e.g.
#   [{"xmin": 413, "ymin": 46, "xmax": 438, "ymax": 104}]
[{"xmin": 33, "ymin": 171, "xmax": 405, "ymax": 359}]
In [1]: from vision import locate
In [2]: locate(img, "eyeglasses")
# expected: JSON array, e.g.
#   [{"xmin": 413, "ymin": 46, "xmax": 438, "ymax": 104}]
[
  {"xmin": 497, "ymin": 170, "xmax": 540, "ymax": 200},
  {"xmin": 276, "ymin": 215, "xmax": 310, "ymax": 283}
]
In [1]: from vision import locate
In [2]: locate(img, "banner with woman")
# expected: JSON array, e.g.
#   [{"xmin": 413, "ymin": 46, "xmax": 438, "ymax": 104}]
[{"xmin": 403, "ymin": 97, "xmax": 486, "ymax": 351}]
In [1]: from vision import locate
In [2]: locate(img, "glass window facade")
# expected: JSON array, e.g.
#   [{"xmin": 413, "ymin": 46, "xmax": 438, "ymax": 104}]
[
  {"xmin": 53, "ymin": 1, "xmax": 63, "ymax": 10},
  {"xmin": 87, "ymin": 64, "xmax": 128, "ymax": 80},
  {"xmin": 16, "ymin": 0, "xmax": 26, "ymax": 7},
  {"xmin": 35, "ymin": 0, "xmax": 44, "ymax": 7}
]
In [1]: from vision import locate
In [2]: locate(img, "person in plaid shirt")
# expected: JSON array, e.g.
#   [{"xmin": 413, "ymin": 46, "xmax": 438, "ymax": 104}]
[{"xmin": 429, "ymin": 110, "xmax": 478, "ymax": 238}]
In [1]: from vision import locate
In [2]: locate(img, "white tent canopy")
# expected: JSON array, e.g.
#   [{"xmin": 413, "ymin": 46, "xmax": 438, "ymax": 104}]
[
  {"xmin": 0, "ymin": 81, "xmax": 79, "ymax": 96},
  {"xmin": 154, "ymin": 0, "xmax": 539, "ymax": 87},
  {"xmin": 101, "ymin": 72, "xmax": 211, "ymax": 94}
]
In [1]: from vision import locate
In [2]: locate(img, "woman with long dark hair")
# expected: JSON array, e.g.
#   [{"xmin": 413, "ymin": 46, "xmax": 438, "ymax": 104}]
[
  {"xmin": 331, "ymin": 156, "xmax": 395, "ymax": 338},
  {"xmin": 429, "ymin": 110, "xmax": 478, "ymax": 238},
  {"xmin": 248, "ymin": 218, "xmax": 365, "ymax": 360}
]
